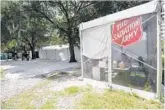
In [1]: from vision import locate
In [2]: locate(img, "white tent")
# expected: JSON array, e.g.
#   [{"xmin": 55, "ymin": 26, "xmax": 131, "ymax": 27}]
[
  {"xmin": 80, "ymin": 0, "xmax": 159, "ymax": 59},
  {"xmin": 79, "ymin": 0, "xmax": 163, "ymax": 99},
  {"xmin": 39, "ymin": 45, "xmax": 80, "ymax": 61}
]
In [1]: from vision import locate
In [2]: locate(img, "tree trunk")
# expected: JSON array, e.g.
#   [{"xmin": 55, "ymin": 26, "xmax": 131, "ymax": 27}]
[
  {"xmin": 30, "ymin": 35, "xmax": 36, "ymax": 59},
  {"xmin": 30, "ymin": 47, "xmax": 36, "ymax": 59},
  {"xmin": 68, "ymin": 38, "xmax": 77, "ymax": 63}
]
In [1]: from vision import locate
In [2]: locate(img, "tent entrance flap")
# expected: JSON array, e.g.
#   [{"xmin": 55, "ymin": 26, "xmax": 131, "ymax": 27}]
[{"xmin": 82, "ymin": 24, "xmax": 111, "ymax": 59}]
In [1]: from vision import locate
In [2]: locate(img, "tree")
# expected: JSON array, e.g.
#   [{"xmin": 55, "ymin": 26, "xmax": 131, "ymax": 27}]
[
  {"xmin": 1, "ymin": 1, "xmax": 50, "ymax": 59},
  {"xmin": 20, "ymin": 1, "xmax": 52, "ymax": 59},
  {"xmin": 92, "ymin": 1, "xmax": 148, "ymax": 17},
  {"xmin": 1, "ymin": 1, "xmax": 24, "ymax": 52},
  {"xmin": 20, "ymin": 17, "xmax": 49, "ymax": 59},
  {"xmin": 30, "ymin": 1, "xmax": 93, "ymax": 62},
  {"xmin": 29, "ymin": 0, "xmax": 147, "ymax": 62},
  {"xmin": 1, "ymin": 0, "xmax": 147, "ymax": 60}
]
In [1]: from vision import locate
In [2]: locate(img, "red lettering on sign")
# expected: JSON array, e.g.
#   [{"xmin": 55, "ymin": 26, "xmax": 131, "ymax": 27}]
[{"xmin": 112, "ymin": 16, "xmax": 143, "ymax": 47}]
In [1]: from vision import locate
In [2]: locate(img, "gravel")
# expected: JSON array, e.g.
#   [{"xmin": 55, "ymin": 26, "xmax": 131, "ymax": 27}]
[
  {"xmin": 56, "ymin": 93, "xmax": 83, "ymax": 109},
  {"xmin": 0, "ymin": 78, "xmax": 42, "ymax": 102},
  {"xmin": 1, "ymin": 59, "xmax": 106, "ymax": 108},
  {"xmin": 0, "ymin": 59, "xmax": 81, "ymax": 104}
]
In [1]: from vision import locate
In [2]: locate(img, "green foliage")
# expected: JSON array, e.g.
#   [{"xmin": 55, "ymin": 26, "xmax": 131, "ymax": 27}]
[
  {"xmin": 1, "ymin": 0, "xmax": 148, "ymax": 60},
  {"xmin": 92, "ymin": 1, "xmax": 148, "ymax": 18},
  {"xmin": 1, "ymin": 1, "xmax": 20, "ymax": 52},
  {"xmin": 77, "ymin": 90, "xmax": 163, "ymax": 109},
  {"xmin": 7, "ymin": 39, "xmax": 17, "ymax": 50},
  {"xmin": 33, "ymin": 1, "xmax": 147, "ymax": 61},
  {"xmin": 1, "ymin": 1, "xmax": 51, "ymax": 56},
  {"xmin": 45, "ymin": 30, "xmax": 66, "ymax": 46}
]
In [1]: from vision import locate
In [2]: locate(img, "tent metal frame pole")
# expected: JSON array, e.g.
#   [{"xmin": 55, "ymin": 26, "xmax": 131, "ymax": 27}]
[
  {"xmin": 108, "ymin": 24, "xmax": 112, "ymax": 88},
  {"xmin": 79, "ymin": 24, "xmax": 84, "ymax": 78},
  {"xmin": 156, "ymin": 2, "xmax": 162, "ymax": 100},
  {"xmin": 164, "ymin": 4, "xmax": 165, "ymax": 99}
]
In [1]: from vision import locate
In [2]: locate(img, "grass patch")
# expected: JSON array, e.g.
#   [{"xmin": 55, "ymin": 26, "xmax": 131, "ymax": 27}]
[
  {"xmin": 40, "ymin": 85, "xmax": 93, "ymax": 108},
  {"xmin": 77, "ymin": 89, "xmax": 163, "ymax": 109},
  {"xmin": 40, "ymin": 100, "xmax": 55, "ymax": 109},
  {"xmin": 143, "ymin": 80, "xmax": 152, "ymax": 91},
  {"xmin": 59, "ymin": 86, "xmax": 82, "ymax": 96},
  {"xmin": 2, "ymin": 82, "xmax": 162, "ymax": 109},
  {"xmin": 59, "ymin": 85, "xmax": 93, "ymax": 96},
  {"xmin": 83, "ymin": 84, "xmax": 93, "ymax": 92},
  {"xmin": 64, "ymin": 86, "xmax": 81, "ymax": 94},
  {"xmin": 1, "ymin": 82, "xmax": 92, "ymax": 109},
  {"xmin": 40, "ymin": 92, "xmax": 57, "ymax": 109},
  {"xmin": 1, "ymin": 80, "xmax": 52, "ymax": 109}
]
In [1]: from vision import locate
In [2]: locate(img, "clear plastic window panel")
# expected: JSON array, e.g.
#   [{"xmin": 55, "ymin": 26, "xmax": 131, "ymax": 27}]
[
  {"xmin": 83, "ymin": 55, "xmax": 108, "ymax": 82},
  {"xmin": 111, "ymin": 13, "xmax": 157, "ymax": 93}
]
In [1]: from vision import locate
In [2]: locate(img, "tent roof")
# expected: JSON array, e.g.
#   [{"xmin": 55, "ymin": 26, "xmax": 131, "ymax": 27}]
[
  {"xmin": 81, "ymin": 0, "xmax": 158, "ymax": 30},
  {"xmin": 41, "ymin": 45, "xmax": 69, "ymax": 50}
]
